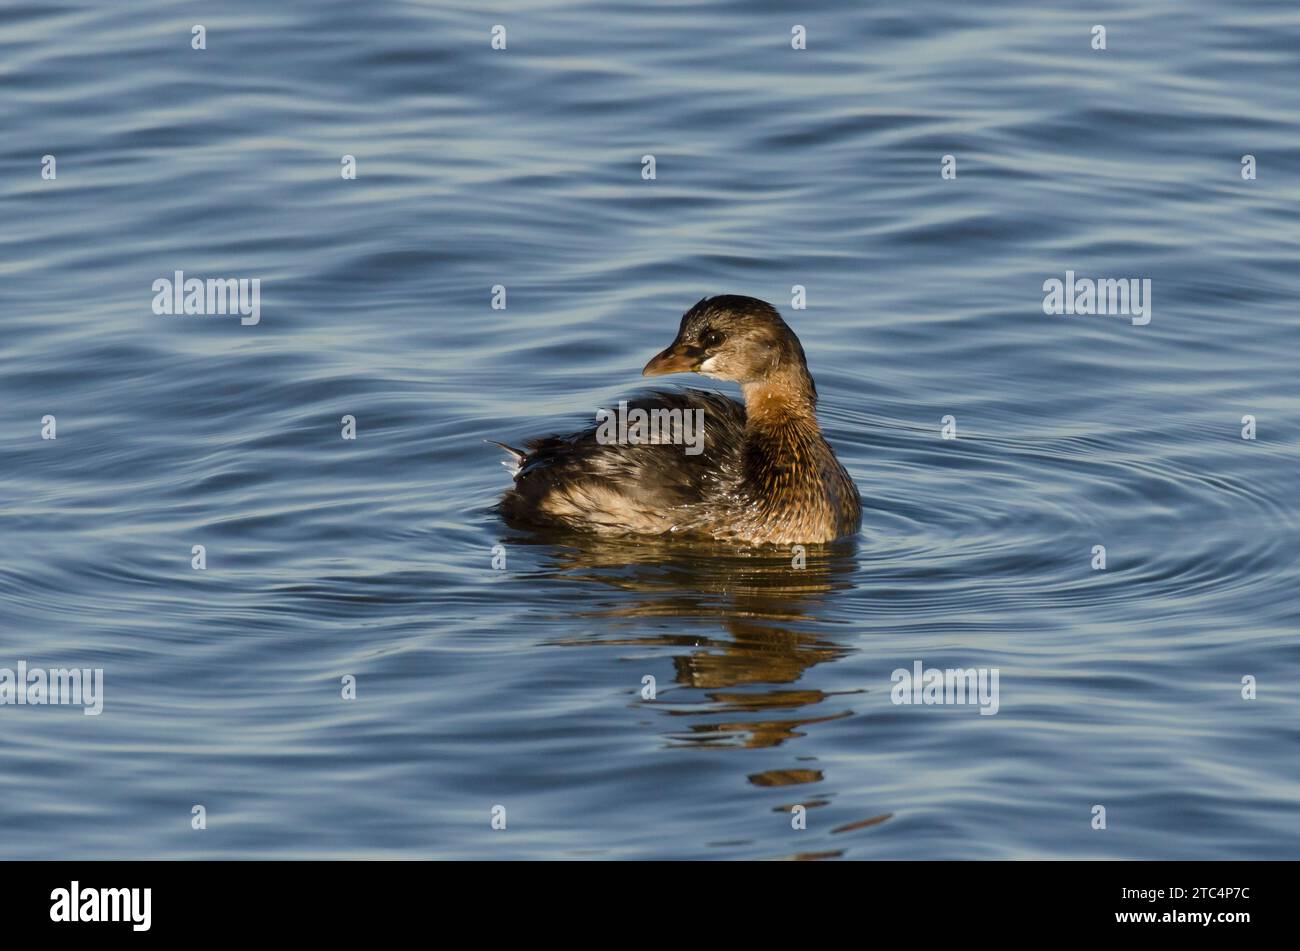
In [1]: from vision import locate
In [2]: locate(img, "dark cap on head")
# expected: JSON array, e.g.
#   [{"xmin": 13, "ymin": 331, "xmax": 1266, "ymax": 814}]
[{"xmin": 642, "ymin": 295, "xmax": 814, "ymax": 399}]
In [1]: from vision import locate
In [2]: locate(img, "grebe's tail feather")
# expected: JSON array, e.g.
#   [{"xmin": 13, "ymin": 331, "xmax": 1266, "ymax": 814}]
[{"xmin": 486, "ymin": 440, "xmax": 527, "ymax": 477}]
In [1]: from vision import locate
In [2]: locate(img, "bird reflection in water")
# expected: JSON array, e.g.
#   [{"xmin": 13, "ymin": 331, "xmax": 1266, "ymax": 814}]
[
  {"xmin": 513, "ymin": 532, "xmax": 861, "ymax": 749},
  {"xmin": 500, "ymin": 530, "xmax": 894, "ymax": 857}
]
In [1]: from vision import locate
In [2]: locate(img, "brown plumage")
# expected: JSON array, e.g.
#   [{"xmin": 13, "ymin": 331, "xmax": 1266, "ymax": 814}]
[{"xmin": 495, "ymin": 295, "xmax": 861, "ymax": 545}]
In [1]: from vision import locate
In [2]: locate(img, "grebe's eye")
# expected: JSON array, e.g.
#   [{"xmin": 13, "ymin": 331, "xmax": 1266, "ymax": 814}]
[{"xmin": 701, "ymin": 329, "xmax": 724, "ymax": 349}]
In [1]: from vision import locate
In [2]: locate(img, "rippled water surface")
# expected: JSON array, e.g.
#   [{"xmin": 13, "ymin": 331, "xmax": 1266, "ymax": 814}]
[{"xmin": 2, "ymin": 0, "xmax": 1298, "ymax": 859}]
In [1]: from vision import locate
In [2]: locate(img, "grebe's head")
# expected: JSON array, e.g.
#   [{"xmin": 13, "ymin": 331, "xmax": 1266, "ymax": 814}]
[{"xmin": 642, "ymin": 295, "xmax": 812, "ymax": 389}]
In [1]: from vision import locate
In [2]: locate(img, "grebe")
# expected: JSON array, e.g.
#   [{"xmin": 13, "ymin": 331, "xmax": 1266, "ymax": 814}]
[{"xmin": 495, "ymin": 295, "xmax": 861, "ymax": 545}]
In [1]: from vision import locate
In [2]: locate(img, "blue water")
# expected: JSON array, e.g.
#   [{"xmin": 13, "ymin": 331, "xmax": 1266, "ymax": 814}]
[{"xmin": 2, "ymin": 0, "xmax": 1298, "ymax": 860}]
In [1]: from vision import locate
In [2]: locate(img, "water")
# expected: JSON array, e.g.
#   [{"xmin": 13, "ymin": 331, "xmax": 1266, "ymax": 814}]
[{"xmin": 2, "ymin": 0, "xmax": 1298, "ymax": 860}]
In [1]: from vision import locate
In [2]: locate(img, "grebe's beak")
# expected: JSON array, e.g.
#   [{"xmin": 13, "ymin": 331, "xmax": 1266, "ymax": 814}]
[{"xmin": 642, "ymin": 339, "xmax": 700, "ymax": 376}]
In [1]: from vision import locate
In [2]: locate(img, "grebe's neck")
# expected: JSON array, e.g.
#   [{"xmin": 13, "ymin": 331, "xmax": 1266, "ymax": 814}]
[{"xmin": 740, "ymin": 368, "xmax": 818, "ymax": 432}]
